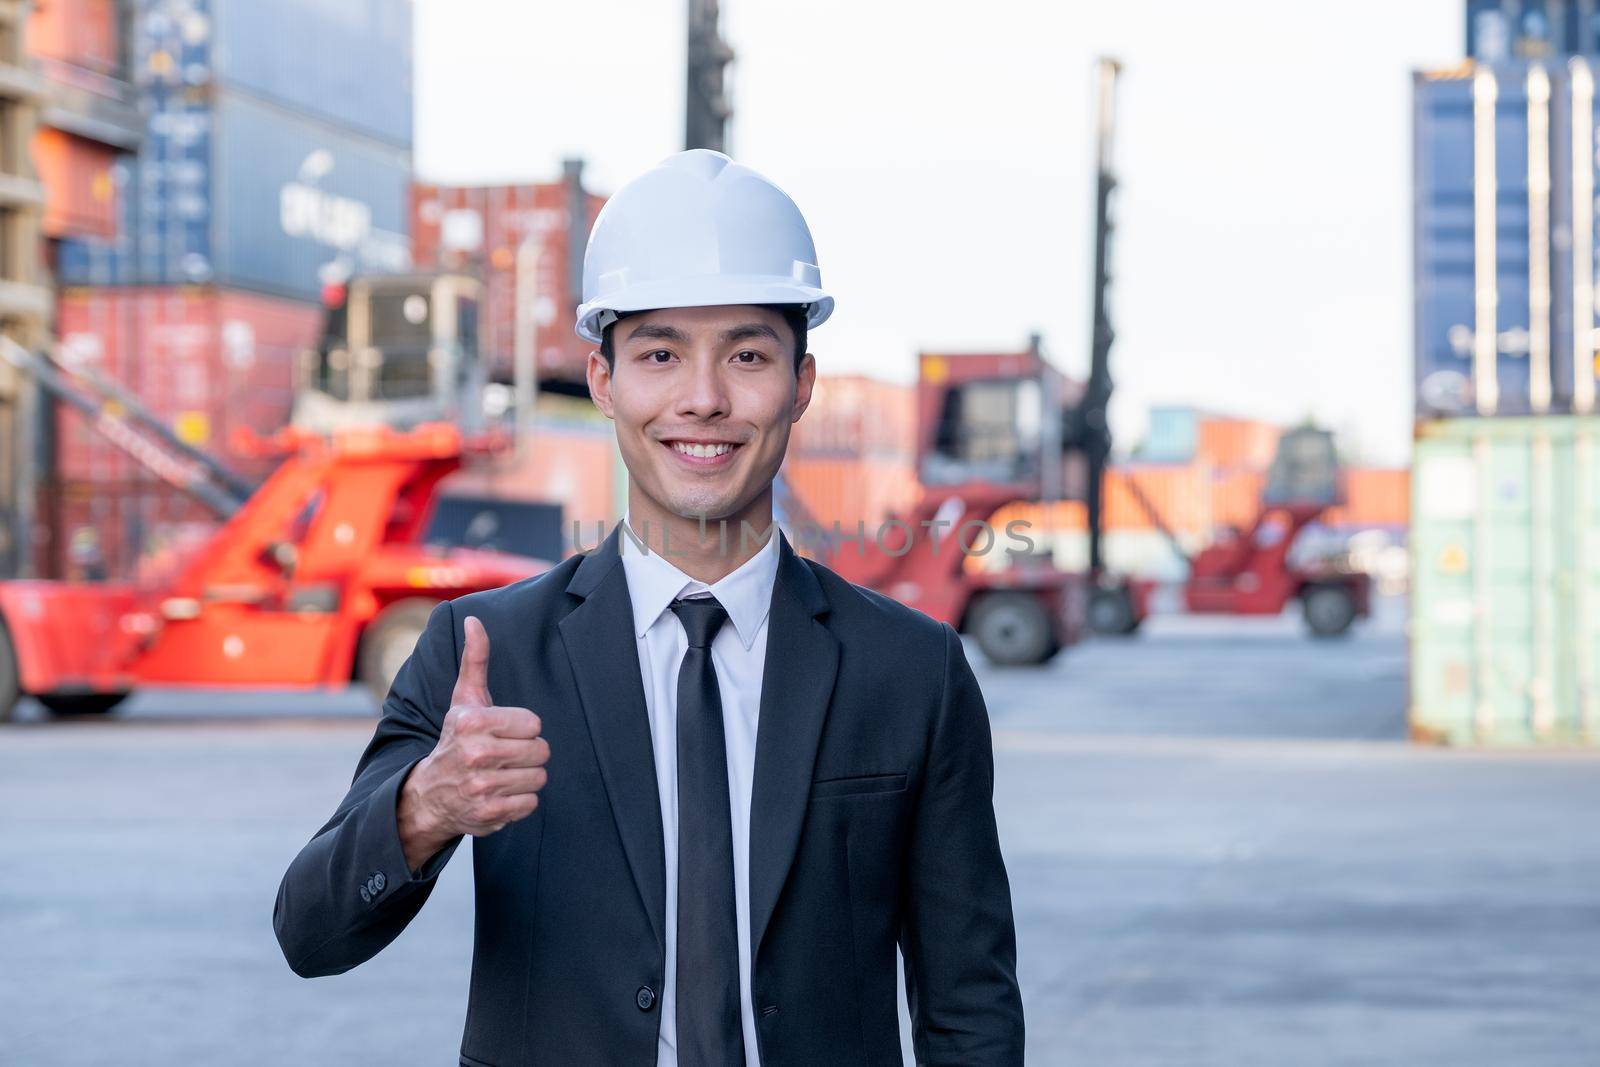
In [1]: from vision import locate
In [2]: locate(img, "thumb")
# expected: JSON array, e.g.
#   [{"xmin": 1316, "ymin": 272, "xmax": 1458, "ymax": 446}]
[{"xmin": 452, "ymin": 615, "xmax": 493, "ymax": 706}]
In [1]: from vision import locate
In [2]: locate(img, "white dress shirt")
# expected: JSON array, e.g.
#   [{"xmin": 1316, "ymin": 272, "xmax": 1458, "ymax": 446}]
[{"xmin": 618, "ymin": 514, "xmax": 780, "ymax": 1067}]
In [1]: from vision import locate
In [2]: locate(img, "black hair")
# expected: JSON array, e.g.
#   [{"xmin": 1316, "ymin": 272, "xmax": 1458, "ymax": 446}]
[{"xmin": 598, "ymin": 304, "xmax": 810, "ymax": 375}]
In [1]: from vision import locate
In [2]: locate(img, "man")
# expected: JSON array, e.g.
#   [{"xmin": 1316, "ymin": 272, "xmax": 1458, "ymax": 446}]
[{"xmin": 274, "ymin": 149, "xmax": 1024, "ymax": 1066}]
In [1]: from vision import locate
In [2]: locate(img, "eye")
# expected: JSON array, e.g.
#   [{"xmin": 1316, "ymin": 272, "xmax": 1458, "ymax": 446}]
[
  {"xmin": 733, "ymin": 350, "xmax": 767, "ymax": 365},
  {"xmin": 643, "ymin": 349, "xmax": 674, "ymax": 364}
]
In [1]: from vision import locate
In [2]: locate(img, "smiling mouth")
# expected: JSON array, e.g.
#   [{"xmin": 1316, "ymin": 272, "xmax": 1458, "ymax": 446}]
[{"xmin": 662, "ymin": 439, "xmax": 742, "ymax": 460}]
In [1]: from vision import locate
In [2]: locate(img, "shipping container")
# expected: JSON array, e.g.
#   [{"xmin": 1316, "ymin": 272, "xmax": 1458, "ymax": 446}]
[
  {"xmin": 1410, "ymin": 415, "xmax": 1600, "ymax": 745},
  {"xmin": 52, "ymin": 286, "xmax": 324, "ymax": 483},
  {"xmin": 1139, "ymin": 406, "xmax": 1199, "ymax": 463},
  {"xmin": 27, "ymin": 0, "xmax": 121, "ymax": 76},
  {"xmin": 57, "ymin": 93, "xmax": 411, "ymax": 301},
  {"xmin": 40, "ymin": 479, "xmax": 218, "ymax": 582},
  {"xmin": 1196, "ymin": 415, "xmax": 1279, "ymax": 470},
  {"xmin": 210, "ymin": 0, "xmax": 413, "ymax": 147},
  {"xmin": 34, "ymin": 128, "xmax": 121, "ymax": 239},
  {"xmin": 1414, "ymin": 60, "xmax": 1600, "ymax": 419},
  {"xmin": 53, "ymin": 0, "xmax": 413, "ymax": 302},
  {"xmin": 442, "ymin": 419, "xmax": 620, "ymax": 550},
  {"xmin": 410, "ymin": 175, "xmax": 606, "ymax": 387},
  {"xmin": 1323, "ymin": 468, "xmax": 1412, "ymax": 530},
  {"xmin": 781, "ymin": 455, "xmax": 920, "ymax": 532},
  {"xmin": 112, "ymin": 0, "xmax": 410, "ymax": 149},
  {"xmin": 1467, "ymin": 0, "xmax": 1600, "ymax": 61},
  {"xmin": 788, "ymin": 375, "xmax": 916, "ymax": 459}
]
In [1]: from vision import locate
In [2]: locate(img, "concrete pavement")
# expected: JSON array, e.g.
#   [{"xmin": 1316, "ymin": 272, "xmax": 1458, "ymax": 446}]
[{"xmin": 2, "ymin": 596, "xmax": 1596, "ymax": 1065}]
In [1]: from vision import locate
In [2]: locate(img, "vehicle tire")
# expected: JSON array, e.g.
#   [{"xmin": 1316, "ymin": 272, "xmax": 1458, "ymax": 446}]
[
  {"xmin": 37, "ymin": 693, "xmax": 128, "ymax": 717},
  {"xmin": 969, "ymin": 591, "xmax": 1058, "ymax": 667},
  {"xmin": 359, "ymin": 598, "xmax": 441, "ymax": 704},
  {"xmin": 1088, "ymin": 588, "xmax": 1138, "ymax": 636},
  {"xmin": 0, "ymin": 622, "xmax": 19, "ymax": 723},
  {"xmin": 1303, "ymin": 584, "xmax": 1356, "ymax": 638}
]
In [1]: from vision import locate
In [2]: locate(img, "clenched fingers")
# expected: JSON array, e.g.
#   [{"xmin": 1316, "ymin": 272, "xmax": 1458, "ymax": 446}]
[{"xmin": 455, "ymin": 735, "xmax": 550, "ymax": 772}]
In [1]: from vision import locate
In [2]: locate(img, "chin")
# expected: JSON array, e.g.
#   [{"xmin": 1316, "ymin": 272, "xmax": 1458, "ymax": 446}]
[
  {"xmin": 648, "ymin": 480, "xmax": 747, "ymax": 524},
  {"xmin": 665, "ymin": 493, "xmax": 743, "ymax": 523}
]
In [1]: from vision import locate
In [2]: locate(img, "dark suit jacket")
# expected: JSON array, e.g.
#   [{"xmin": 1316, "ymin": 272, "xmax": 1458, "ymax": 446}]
[{"xmin": 274, "ymin": 522, "xmax": 1024, "ymax": 1066}]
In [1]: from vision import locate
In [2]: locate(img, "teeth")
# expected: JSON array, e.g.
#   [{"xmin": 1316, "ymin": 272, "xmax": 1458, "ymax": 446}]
[{"xmin": 673, "ymin": 442, "xmax": 733, "ymax": 458}]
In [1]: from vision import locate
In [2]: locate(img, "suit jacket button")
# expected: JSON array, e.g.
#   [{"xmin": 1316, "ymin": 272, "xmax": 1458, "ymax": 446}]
[
  {"xmin": 372, "ymin": 871, "xmax": 386, "ymax": 892},
  {"xmin": 359, "ymin": 885, "xmax": 372, "ymax": 904},
  {"xmin": 636, "ymin": 986, "xmax": 656, "ymax": 1011}
]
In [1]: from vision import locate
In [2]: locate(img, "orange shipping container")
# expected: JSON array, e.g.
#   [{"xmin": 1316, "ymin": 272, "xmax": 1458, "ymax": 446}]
[
  {"xmin": 34, "ymin": 128, "xmax": 120, "ymax": 239},
  {"xmin": 1325, "ymin": 467, "xmax": 1409, "ymax": 529},
  {"xmin": 789, "ymin": 375, "xmax": 916, "ymax": 459},
  {"xmin": 782, "ymin": 455, "xmax": 920, "ymax": 533},
  {"xmin": 1104, "ymin": 465, "xmax": 1214, "ymax": 537},
  {"xmin": 27, "ymin": 0, "xmax": 119, "ymax": 74},
  {"xmin": 1196, "ymin": 416, "xmax": 1279, "ymax": 470},
  {"xmin": 1208, "ymin": 469, "xmax": 1268, "ymax": 531}
]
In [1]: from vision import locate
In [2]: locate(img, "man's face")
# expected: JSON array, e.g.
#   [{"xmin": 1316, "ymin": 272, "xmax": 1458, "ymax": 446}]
[{"xmin": 587, "ymin": 304, "xmax": 815, "ymax": 525}]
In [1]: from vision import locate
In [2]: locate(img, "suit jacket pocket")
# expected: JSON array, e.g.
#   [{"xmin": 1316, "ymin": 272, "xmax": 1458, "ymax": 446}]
[{"xmin": 809, "ymin": 772, "xmax": 908, "ymax": 800}]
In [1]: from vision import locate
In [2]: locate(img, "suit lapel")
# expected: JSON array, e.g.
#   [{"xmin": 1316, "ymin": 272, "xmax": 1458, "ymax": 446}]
[
  {"xmin": 750, "ymin": 532, "xmax": 839, "ymax": 957},
  {"xmin": 558, "ymin": 522, "xmax": 667, "ymax": 952}
]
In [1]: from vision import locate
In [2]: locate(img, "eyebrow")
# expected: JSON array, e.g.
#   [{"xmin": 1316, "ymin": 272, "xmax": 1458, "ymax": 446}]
[
  {"xmin": 719, "ymin": 323, "xmax": 783, "ymax": 345},
  {"xmin": 622, "ymin": 321, "xmax": 784, "ymax": 346},
  {"xmin": 624, "ymin": 322, "xmax": 691, "ymax": 344}
]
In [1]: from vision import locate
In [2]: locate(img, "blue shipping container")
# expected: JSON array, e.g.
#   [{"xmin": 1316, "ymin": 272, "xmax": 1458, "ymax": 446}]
[
  {"xmin": 54, "ymin": 0, "xmax": 413, "ymax": 302},
  {"xmin": 135, "ymin": 0, "xmax": 411, "ymax": 148},
  {"xmin": 1140, "ymin": 406, "xmax": 1199, "ymax": 463},
  {"xmin": 1414, "ymin": 60, "xmax": 1600, "ymax": 418},
  {"xmin": 1468, "ymin": 1, "xmax": 1600, "ymax": 60},
  {"xmin": 57, "ymin": 93, "xmax": 411, "ymax": 302},
  {"xmin": 212, "ymin": 0, "xmax": 412, "ymax": 148}
]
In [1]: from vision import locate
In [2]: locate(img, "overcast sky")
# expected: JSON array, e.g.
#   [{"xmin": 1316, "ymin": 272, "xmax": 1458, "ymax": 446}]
[{"xmin": 415, "ymin": 0, "xmax": 1462, "ymax": 466}]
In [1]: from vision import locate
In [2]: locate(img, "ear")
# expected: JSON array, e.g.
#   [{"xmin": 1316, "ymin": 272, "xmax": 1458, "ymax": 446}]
[
  {"xmin": 586, "ymin": 350, "xmax": 616, "ymax": 419},
  {"xmin": 791, "ymin": 350, "xmax": 817, "ymax": 423}
]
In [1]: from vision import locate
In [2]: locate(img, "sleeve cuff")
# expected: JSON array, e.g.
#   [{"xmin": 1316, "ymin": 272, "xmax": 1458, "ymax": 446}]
[{"xmin": 359, "ymin": 757, "xmax": 462, "ymax": 898}]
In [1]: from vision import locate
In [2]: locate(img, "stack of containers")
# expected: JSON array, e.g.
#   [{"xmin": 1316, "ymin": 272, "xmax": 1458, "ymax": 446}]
[
  {"xmin": 27, "ymin": 0, "xmax": 138, "ymax": 244},
  {"xmin": 46, "ymin": 0, "xmax": 413, "ymax": 579},
  {"xmin": 408, "ymin": 172, "xmax": 618, "ymax": 548},
  {"xmin": 781, "ymin": 375, "xmax": 921, "ymax": 533},
  {"xmin": 1410, "ymin": 0, "xmax": 1600, "ymax": 744},
  {"xmin": 410, "ymin": 169, "xmax": 607, "ymax": 389}
]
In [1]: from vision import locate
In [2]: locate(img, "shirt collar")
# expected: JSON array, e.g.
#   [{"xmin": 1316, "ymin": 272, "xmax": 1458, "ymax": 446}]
[{"xmin": 617, "ymin": 512, "xmax": 781, "ymax": 650}]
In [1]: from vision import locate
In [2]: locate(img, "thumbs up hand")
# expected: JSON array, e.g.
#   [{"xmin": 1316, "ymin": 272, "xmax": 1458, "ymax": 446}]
[{"xmin": 397, "ymin": 615, "xmax": 549, "ymax": 871}]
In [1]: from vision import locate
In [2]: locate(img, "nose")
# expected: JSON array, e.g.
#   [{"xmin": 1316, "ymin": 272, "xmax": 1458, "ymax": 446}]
[{"xmin": 675, "ymin": 351, "xmax": 730, "ymax": 420}]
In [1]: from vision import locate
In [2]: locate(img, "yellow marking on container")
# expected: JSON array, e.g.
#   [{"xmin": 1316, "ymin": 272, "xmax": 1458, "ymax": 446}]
[{"xmin": 174, "ymin": 410, "xmax": 210, "ymax": 446}]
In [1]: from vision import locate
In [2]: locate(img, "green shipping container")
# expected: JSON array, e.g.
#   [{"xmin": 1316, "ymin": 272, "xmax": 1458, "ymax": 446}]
[{"xmin": 1410, "ymin": 416, "xmax": 1600, "ymax": 745}]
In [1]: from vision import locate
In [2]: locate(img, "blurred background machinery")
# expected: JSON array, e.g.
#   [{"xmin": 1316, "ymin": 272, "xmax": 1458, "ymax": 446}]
[
  {"xmin": 0, "ymin": 332, "xmax": 554, "ymax": 722},
  {"xmin": 0, "ymin": 0, "xmax": 1427, "ymax": 706}
]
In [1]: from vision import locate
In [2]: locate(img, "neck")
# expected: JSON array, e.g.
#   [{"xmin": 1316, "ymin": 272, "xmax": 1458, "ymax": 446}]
[{"xmin": 625, "ymin": 486, "xmax": 777, "ymax": 585}]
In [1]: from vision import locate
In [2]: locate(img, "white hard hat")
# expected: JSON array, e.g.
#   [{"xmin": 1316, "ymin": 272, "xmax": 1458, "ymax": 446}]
[{"xmin": 574, "ymin": 149, "xmax": 834, "ymax": 344}]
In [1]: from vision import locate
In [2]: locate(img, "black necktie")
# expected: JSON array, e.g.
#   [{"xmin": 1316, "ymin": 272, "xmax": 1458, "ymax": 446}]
[{"xmin": 669, "ymin": 595, "xmax": 745, "ymax": 1066}]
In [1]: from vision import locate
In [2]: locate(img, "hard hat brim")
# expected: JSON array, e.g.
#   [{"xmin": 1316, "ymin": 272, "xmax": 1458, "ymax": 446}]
[{"xmin": 574, "ymin": 278, "xmax": 834, "ymax": 344}]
